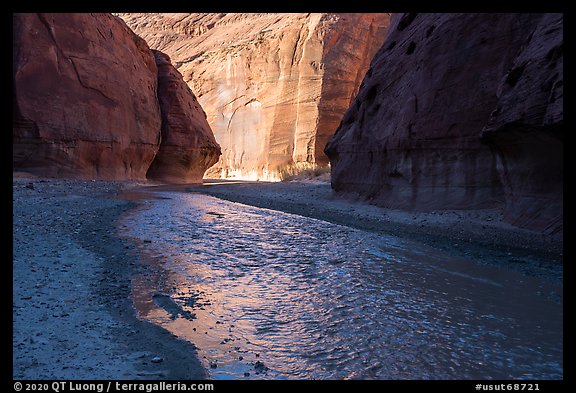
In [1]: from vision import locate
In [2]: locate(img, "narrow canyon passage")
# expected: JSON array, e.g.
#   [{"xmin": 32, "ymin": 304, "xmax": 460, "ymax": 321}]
[{"xmin": 120, "ymin": 191, "xmax": 562, "ymax": 380}]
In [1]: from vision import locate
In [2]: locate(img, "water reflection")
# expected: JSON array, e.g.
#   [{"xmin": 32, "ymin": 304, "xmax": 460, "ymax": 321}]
[{"xmin": 120, "ymin": 192, "xmax": 563, "ymax": 380}]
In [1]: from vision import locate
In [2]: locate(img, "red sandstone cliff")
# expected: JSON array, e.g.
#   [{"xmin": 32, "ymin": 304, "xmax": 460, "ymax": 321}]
[
  {"xmin": 325, "ymin": 13, "xmax": 563, "ymax": 233},
  {"xmin": 13, "ymin": 13, "xmax": 162, "ymax": 179},
  {"xmin": 13, "ymin": 13, "xmax": 221, "ymax": 182},
  {"xmin": 118, "ymin": 13, "xmax": 390, "ymax": 180},
  {"xmin": 147, "ymin": 50, "xmax": 221, "ymax": 184}
]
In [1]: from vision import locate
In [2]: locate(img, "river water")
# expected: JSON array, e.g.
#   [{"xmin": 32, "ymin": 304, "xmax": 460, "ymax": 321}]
[{"xmin": 119, "ymin": 191, "xmax": 562, "ymax": 380}]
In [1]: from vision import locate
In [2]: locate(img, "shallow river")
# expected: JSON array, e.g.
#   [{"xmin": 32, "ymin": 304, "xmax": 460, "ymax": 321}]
[{"xmin": 119, "ymin": 191, "xmax": 562, "ymax": 380}]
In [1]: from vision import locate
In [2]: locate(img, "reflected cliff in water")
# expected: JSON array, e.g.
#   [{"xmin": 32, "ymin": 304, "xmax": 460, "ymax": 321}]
[{"xmin": 119, "ymin": 191, "xmax": 562, "ymax": 380}]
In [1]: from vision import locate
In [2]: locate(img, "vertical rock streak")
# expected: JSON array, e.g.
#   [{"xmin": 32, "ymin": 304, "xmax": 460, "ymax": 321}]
[{"xmin": 118, "ymin": 13, "xmax": 390, "ymax": 180}]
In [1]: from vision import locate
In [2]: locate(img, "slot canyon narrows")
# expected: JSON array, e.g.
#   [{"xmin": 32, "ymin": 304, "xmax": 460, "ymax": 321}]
[{"xmin": 13, "ymin": 12, "xmax": 563, "ymax": 382}]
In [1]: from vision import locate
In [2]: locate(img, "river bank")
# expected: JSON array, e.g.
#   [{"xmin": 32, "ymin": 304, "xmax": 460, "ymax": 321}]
[
  {"xmin": 13, "ymin": 176, "xmax": 205, "ymax": 379},
  {"xmin": 13, "ymin": 176, "xmax": 562, "ymax": 379}
]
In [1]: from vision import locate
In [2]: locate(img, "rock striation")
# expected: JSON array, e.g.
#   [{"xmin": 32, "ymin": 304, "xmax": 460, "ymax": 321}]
[
  {"xmin": 325, "ymin": 13, "xmax": 563, "ymax": 233},
  {"xmin": 146, "ymin": 50, "xmax": 221, "ymax": 184},
  {"xmin": 13, "ymin": 13, "xmax": 162, "ymax": 179},
  {"xmin": 118, "ymin": 13, "xmax": 390, "ymax": 180},
  {"xmin": 482, "ymin": 13, "xmax": 563, "ymax": 234},
  {"xmin": 13, "ymin": 13, "xmax": 221, "ymax": 182}
]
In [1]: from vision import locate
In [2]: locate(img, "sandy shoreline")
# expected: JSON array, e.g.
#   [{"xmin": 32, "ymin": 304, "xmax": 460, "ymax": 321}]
[
  {"xmin": 13, "ymin": 177, "xmax": 205, "ymax": 379},
  {"xmin": 13, "ymin": 176, "xmax": 562, "ymax": 379}
]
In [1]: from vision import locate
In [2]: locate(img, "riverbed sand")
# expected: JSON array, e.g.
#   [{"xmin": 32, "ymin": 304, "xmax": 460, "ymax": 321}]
[
  {"xmin": 13, "ymin": 175, "xmax": 562, "ymax": 379},
  {"xmin": 13, "ymin": 176, "xmax": 206, "ymax": 379}
]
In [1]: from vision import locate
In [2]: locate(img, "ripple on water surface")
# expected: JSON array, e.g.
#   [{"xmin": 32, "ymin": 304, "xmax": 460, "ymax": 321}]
[{"xmin": 120, "ymin": 192, "xmax": 563, "ymax": 380}]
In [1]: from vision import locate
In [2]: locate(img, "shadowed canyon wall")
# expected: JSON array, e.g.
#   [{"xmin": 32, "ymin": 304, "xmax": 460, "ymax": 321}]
[
  {"xmin": 325, "ymin": 13, "xmax": 563, "ymax": 234},
  {"xmin": 482, "ymin": 13, "xmax": 563, "ymax": 233},
  {"xmin": 147, "ymin": 50, "xmax": 221, "ymax": 183},
  {"xmin": 118, "ymin": 13, "xmax": 390, "ymax": 180},
  {"xmin": 13, "ymin": 13, "xmax": 220, "ymax": 182}
]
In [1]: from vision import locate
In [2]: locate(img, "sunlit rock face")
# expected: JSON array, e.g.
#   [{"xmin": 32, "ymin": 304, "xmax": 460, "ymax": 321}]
[
  {"xmin": 147, "ymin": 50, "xmax": 221, "ymax": 184},
  {"xmin": 325, "ymin": 13, "xmax": 563, "ymax": 233},
  {"xmin": 13, "ymin": 13, "xmax": 161, "ymax": 179},
  {"xmin": 118, "ymin": 13, "xmax": 390, "ymax": 180}
]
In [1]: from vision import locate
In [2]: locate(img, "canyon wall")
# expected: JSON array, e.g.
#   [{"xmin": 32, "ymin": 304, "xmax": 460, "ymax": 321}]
[
  {"xmin": 482, "ymin": 14, "xmax": 563, "ymax": 234},
  {"xmin": 13, "ymin": 13, "xmax": 161, "ymax": 179},
  {"xmin": 147, "ymin": 50, "xmax": 221, "ymax": 184},
  {"xmin": 325, "ymin": 13, "xmax": 563, "ymax": 234},
  {"xmin": 119, "ymin": 13, "xmax": 390, "ymax": 180},
  {"xmin": 13, "ymin": 13, "xmax": 220, "ymax": 182}
]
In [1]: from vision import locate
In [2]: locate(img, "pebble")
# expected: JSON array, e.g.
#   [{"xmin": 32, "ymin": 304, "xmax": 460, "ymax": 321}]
[{"xmin": 137, "ymin": 371, "xmax": 165, "ymax": 377}]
